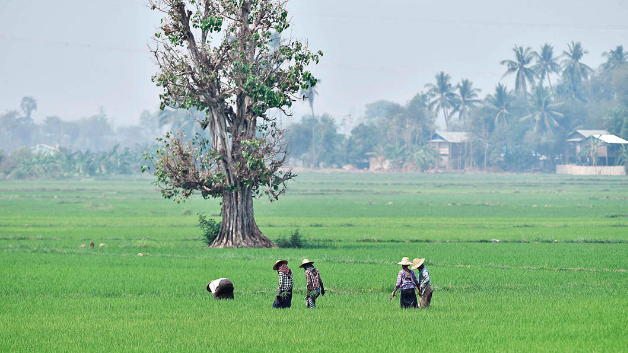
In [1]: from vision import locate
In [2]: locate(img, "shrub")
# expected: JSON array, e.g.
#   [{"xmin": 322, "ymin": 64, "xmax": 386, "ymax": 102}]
[
  {"xmin": 275, "ymin": 228, "xmax": 304, "ymax": 248},
  {"xmin": 199, "ymin": 214, "xmax": 221, "ymax": 245}
]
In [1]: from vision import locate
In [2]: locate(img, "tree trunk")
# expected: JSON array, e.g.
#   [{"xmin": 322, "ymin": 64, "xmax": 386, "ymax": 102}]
[{"xmin": 210, "ymin": 184, "xmax": 273, "ymax": 248}]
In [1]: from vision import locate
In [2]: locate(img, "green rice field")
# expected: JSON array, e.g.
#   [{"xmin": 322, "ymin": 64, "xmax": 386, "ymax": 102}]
[{"xmin": 1, "ymin": 173, "xmax": 627, "ymax": 352}]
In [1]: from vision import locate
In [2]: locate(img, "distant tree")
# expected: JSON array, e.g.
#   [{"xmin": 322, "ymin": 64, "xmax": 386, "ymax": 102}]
[
  {"xmin": 521, "ymin": 86, "xmax": 564, "ymax": 133},
  {"xmin": 601, "ymin": 45, "xmax": 627, "ymax": 71},
  {"xmin": 561, "ymin": 41, "xmax": 594, "ymax": 98},
  {"xmin": 500, "ymin": 45, "xmax": 537, "ymax": 97},
  {"xmin": 486, "ymin": 83, "xmax": 513, "ymax": 126},
  {"xmin": 425, "ymin": 72, "xmax": 458, "ymax": 131},
  {"xmin": 532, "ymin": 44, "xmax": 561, "ymax": 88},
  {"xmin": 20, "ymin": 97, "xmax": 37, "ymax": 121},
  {"xmin": 300, "ymin": 80, "xmax": 320, "ymax": 117},
  {"xmin": 455, "ymin": 79, "xmax": 481, "ymax": 123},
  {"xmin": 146, "ymin": 0, "xmax": 321, "ymax": 247},
  {"xmin": 345, "ymin": 123, "xmax": 378, "ymax": 166}
]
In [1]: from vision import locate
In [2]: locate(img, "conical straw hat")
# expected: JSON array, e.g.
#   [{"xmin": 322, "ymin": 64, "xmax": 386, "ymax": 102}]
[
  {"xmin": 411, "ymin": 258, "xmax": 425, "ymax": 270},
  {"xmin": 273, "ymin": 259, "xmax": 288, "ymax": 271},
  {"xmin": 397, "ymin": 257, "xmax": 412, "ymax": 266},
  {"xmin": 299, "ymin": 258, "xmax": 314, "ymax": 268}
]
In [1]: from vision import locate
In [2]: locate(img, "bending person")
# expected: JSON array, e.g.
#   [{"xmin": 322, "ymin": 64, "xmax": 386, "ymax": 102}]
[{"xmin": 206, "ymin": 278, "xmax": 234, "ymax": 299}]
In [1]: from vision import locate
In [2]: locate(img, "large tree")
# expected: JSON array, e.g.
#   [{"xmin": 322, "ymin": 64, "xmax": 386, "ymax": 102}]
[{"xmin": 146, "ymin": 0, "xmax": 321, "ymax": 248}]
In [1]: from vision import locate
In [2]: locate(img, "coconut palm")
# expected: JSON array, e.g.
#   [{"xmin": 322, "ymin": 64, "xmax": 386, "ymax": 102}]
[
  {"xmin": 486, "ymin": 83, "xmax": 513, "ymax": 126},
  {"xmin": 425, "ymin": 72, "xmax": 459, "ymax": 131},
  {"xmin": 532, "ymin": 44, "xmax": 561, "ymax": 88},
  {"xmin": 500, "ymin": 46, "xmax": 537, "ymax": 97},
  {"xmin": 561, "ymin": 41, "xmax": 594, "ymax": 90},
  {"xmin": 300, "ymin": 80, "xmax": 320, "ymax": 117},
  {"xmin": 602, "ymin": 45, "xmax": 627, "ymax": 71},
  {"xmin": 455, "ymin": 79, "xmax": 481, "ymax": 123},
  {"xmin": 520, "ymin": 86, "xmax": 564, "ymax": 133}
]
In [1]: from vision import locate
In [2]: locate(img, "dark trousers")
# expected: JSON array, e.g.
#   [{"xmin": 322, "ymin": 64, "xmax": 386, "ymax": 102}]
[
  {"xmin": 273, "ymin": 290, "xmax": 292, "ymax": 309},
  {"xmin": 400, "ymin": 288, "xmax": 418, "ymax": 309}
]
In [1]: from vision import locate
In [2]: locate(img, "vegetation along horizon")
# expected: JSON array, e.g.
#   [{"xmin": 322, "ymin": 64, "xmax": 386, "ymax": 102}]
[{"xmin": 1, "ymin": 172, "xmax": 627, "ymax": 352}]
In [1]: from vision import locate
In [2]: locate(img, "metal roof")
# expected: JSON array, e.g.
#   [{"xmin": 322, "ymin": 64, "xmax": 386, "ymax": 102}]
[
  {"xmin": 429, "ymin": 132, "xmax": 470, "ymax": 143},
  {"xmin": 568, "ymin": 130, "xmax": 610, "ymax": 141},
  {"xmin": 596, "ymin": 134, "xmax": 628, "ymax": 144}
]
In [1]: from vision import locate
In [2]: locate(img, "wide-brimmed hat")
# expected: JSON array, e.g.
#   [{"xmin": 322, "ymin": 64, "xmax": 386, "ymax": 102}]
[
  {"xmin": 273, "ymin": 259, "xmax": 288, "ymax": 271},
  {"xmin": 299, "ymin": 258, "xmax": 314, "ymax": 268},
  {"xmin": 397, "ymin": 257, "xmax": 412, "ymax": 266},
  {"xmin": 411, "ymin": 258, "xmax": 425, "ymax": 270}
]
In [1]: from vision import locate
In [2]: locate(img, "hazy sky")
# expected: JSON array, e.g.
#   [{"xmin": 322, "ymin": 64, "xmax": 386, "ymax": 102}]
[{"xmin": 1, "ymin": 0, "xmax": 627, "ymax": 129}]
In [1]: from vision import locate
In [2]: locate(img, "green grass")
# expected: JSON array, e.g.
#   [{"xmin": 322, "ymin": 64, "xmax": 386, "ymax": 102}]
[{"xmin": 1, "ymin": 173, "xmax": 627, "ymax": 352}]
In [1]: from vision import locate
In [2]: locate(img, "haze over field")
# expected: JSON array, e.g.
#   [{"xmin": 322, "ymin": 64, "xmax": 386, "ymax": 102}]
[{"xmin": 1, "ymin": 0, "xmax": 627, "ymax": 126}]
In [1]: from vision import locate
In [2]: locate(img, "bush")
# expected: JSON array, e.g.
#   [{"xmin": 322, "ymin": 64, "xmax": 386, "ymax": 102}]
[
  {"xmin": 275, "ymin": 228, "xmax": 304, "ymax": 248},
  {"xmin": 199, "ymin": 214, "xmax": 221, "ymax": 245}
]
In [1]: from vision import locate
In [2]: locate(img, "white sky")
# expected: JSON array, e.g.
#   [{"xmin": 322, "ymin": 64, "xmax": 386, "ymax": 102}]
[{"xmin": 1, "ymin": 0, "xmax": 627, "ymax": 128}]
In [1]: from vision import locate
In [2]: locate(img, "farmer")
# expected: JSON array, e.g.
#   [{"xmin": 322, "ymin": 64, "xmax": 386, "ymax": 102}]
[
  {"xmin": 389, "ymin": 257, "xmax": 420, "ymax": 309},
  {"xmin": 412, "ymin": 258, "xmax": 433, "ymax": 307},
  {"xmin": 206, "ymin": 278, "xmax": 234, "ymax": 299},
  {"xmin": 273, "ymin": 260, "xmax": 293, "ymax": 309},
  {"xmin": 299, "ymin": 259, "xmax": 325, "ymax": 308}
]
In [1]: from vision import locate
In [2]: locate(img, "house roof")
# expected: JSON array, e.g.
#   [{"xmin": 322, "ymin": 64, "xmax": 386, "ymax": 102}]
[
  {"xmin": 429, "ymin": 132, "xmax": 470, "ymax": 143},
  {"xmin": 595, "ymin": 134, "xmax": 628, "ymax": 145},
  {"xmin": 568, "ymin": 130, "xmax": 610, "ymax": 142}
]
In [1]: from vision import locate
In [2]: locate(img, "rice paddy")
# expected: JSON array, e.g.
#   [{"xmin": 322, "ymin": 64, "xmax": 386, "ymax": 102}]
[{"xmin": 1, "ymin": 173, "xmax": 627, "ymax": 352}]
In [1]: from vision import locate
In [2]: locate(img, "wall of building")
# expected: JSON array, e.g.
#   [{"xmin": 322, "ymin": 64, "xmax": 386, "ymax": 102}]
[{"xmin": 556, "ymin": 165, "xmax": 626, "ymax": 176}]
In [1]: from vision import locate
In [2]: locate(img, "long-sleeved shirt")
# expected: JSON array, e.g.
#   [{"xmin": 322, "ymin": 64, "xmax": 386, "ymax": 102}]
[
  {"xmin": 417, "ymin": 267, "xmax": 431, "ymax": 295},
  {"xmin": 277, "ymin": 271, "xmax": 293, "ymax": 295},
  {"xmin": 305, "ymin": 268, "xmax": 322, "ymax": 291},
  {"xmin": 394, "ymin": 269, "xmax": 419, "ymax": 290}
]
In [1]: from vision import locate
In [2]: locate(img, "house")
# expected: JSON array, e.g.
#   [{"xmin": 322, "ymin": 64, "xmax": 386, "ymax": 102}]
[
  {"xmin": 567, "ymin": 130, "xmax": 627, "ymax": 166},
  {"xmin": 429, "ymin": 132, "xmax": 471, "ymax": 170},
  {"xmin": 30, "ymin": 143, "xmax": 58, "ymax": 155}
]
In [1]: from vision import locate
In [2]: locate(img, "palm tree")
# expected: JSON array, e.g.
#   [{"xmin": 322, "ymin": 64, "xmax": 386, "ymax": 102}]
[
  {"xmin": 425, "ymin": 72, "xmax": 459, "ymax": 131},
  {"xmin": 500, "ymin": 45, "xmax": 537, "ymax": 97},
  {"xmin": 602, "ymin": 45, "xmax": 627, "ymax": 71},
  {"xmin": 520, "ymin": 86, "xmax": 564, "ymax": 133},
  {"xmin": 532, "ymin": 44, "xmax": 561, "ymax": 88},
  {"xmin": 300, "ymin": 80, "xmax": 320, "ymax": 117},
  {"xmin": 561, "ymin": 41, "xmax": 594, "ymax": 92},
  {"xmin": 486, "ymin": 83, "xmax": 513, "ymax": 126},
  {"xmin": 455, "ymin": 79, "xmax": 481, "ymax": 123}
]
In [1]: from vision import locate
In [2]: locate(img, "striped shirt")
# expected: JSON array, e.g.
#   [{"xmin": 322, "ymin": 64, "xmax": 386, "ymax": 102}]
[{"xmin": 394, "ymin": 269, "xmax": 419, "ymax": 290}]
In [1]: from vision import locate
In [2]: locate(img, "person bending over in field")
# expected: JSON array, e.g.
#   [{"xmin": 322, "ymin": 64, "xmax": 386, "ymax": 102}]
[
  {"xmin": 273, "ymin": 260, "xmax": 293, "ymax": 309},
  {"xmin": 300, "ymin": 259, "xmax": 325, "ymax": 308},
  {"xmin": 412, "ymin": 258, "xmax": 433, "ymax": 308},
  {"xmin": 389, "ymin": 257, "xmax": 420, "ymax": 309},
  {"xmin": 206, "ymin": 278, "xmax": 234, "ymax": 299}
]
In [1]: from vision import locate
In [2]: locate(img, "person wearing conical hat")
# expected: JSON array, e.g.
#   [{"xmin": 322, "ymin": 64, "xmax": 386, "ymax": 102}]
[
  {"xmin": 272, "ymin": 260, "xmax": 293, "ymax": 309},
  {"xmin": 299, "ymin": 259, "xmax": 325, "ymax": 309},
  {"xmin": 412, "ymin": 258, "xmax": 433, "ymax": 308},
  {"xmin": 389, "ymin": 257, "xmax": 420, "ymax": 309}
]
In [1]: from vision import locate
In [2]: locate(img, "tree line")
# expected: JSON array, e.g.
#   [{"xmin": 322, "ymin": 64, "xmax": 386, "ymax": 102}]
[
  {"xmin": 0, "ymin": 101, "xmax": 211, "ymax": 179},
  {"xmin": 285, "ymin": 43, "xmax": 628, "ymax": 172}
]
